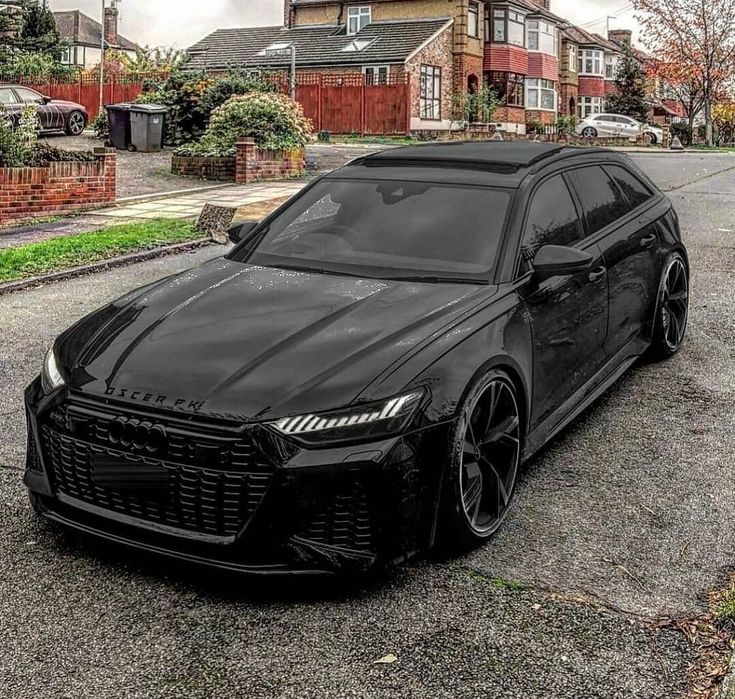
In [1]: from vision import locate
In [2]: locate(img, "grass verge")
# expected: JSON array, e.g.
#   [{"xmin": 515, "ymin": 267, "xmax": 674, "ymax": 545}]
[{"xmin": 0, "ymin": 220, "xmax": 201, "ymax": 284}]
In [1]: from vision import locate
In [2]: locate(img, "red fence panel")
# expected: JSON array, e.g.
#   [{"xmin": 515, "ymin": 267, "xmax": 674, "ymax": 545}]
[
  {"xmin": 295, "ymin": 84, "xmax": 320, "ymax": 131},
  {"xmin": 320, "ymin": 85, "xmax": 364, "ymax": 134},
  {"xmin": 364, "ymin": 82, "xmax": 410, "ymax": 135}
]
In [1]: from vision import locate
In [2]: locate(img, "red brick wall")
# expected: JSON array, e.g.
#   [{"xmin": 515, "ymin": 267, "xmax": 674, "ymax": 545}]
[
  {"xmin": 0, "ymin": 148, "xmax": 116, "ymax": 226},
  {"xmin": 578, "ymin": 76, "xmax": 606, "ymax": 98},
  {"xmin": 527, "ymin": 53, "xmax": 560, "ymax": 81},
  {"xmin": 560, "ymin": 83, "xmax": 579, "ymax": 117},
  {"xmin": 235, "ymin": 141, "xmax": 306, "ymax": 184},
  {"xmin": 495, "ymin": 106, "xmax": 527, "ymax": 125},
  {"xmin": 484, "ymin": 45, "xmax": 529, "ymax": 74},
  {"xmin": 171, "ymin": 155, "xmax": 235, "ymax": 181},
  {"xmin": 405, "ymin": 25, "xmax": 454, "ymax": 123},
  {"xmin": 526, "ymin": 109, "xmax": 557, "ymax": 125}
]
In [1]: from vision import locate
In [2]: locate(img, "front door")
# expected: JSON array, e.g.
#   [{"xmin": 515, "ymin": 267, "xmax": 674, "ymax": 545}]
[{"xmin": 517, "ymin": 174, "xmax": 609, "ymax": 430}]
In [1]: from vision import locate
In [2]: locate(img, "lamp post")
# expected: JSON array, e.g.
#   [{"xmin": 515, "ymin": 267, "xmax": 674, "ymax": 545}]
[{"xmin": 264, "ymin": 44, "xmax": 296, "ymax": 99}]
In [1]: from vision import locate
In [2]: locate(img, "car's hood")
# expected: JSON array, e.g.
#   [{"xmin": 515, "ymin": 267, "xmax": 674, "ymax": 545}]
[
  {"xmin": 50, "ymin": 99, "xmax": 85, "ymax": 111},
  {"xmin": 59, "ymin": 258, "xmax": 495, "ymax": 420}
]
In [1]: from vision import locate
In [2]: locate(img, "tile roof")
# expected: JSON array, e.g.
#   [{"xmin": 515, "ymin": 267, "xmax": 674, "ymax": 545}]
[
  {"xmin": 186, "ymin": 17, "xmax": 453, "ymax": 71},
  {"xmin": 53, "ymin": 10, "xmax": 138, "ymax": 52},
  {"xmin": 561, "ymin": 24, "xmax": 608, "ymax": 48}
]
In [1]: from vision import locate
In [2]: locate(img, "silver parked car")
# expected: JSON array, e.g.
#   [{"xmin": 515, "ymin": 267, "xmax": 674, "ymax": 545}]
[{"xmin": 577, "ymin": 113, "xmax": 664, "ymax": 144}]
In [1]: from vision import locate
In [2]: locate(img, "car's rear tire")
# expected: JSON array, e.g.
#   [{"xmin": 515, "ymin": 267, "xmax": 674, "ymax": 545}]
[
  {"xmin": 440, "ymin": 370, "xmax": 523, "ymax": 551},
  {"xmin": 648, "ymin": 253, "xmax": 689, "ymax": 360},
  {"xmin": 65, "ymin": 110, "xmax": 86, "ymax": 136},
  {"xmin": 582, "ymin": 127, "xmax": 597, "ymax": 138},
  {"xmin": 644, "ymin": 132, "xmax": 657, "ymax": 145}
]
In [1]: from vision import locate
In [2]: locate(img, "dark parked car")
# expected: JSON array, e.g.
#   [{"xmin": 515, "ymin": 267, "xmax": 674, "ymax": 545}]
[
  {"xmin": 0, "ymin": 84, "xmax": 88, "ymax": 135},
  {"xmin": 24, "ymin": 143, "xmax": 689, "ymax": 576}
]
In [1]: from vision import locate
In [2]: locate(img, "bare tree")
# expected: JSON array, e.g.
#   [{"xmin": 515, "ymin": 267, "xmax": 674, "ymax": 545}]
[{"xmin": 633, "ymin": 0, "xmax": 735, "ymax": 145}]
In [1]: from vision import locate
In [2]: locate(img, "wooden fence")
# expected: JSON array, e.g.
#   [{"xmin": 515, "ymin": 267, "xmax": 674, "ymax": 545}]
[{"xmin": 2, "ymin": 71, "xmax": 412, "ymax": 135}]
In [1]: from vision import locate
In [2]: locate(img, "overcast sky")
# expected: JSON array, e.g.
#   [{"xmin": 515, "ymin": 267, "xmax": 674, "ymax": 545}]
[{"xmin": 48, "ymin": 0, "xmax": 641, "ymax": 50}]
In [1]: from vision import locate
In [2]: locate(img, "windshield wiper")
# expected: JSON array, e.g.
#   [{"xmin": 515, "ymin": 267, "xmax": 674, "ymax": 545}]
[{"xmin": 386, "ymin": 275, "xmax": 490, "ymax": 285}]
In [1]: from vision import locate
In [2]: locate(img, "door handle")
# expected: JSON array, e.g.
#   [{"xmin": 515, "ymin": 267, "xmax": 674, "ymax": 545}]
[
  {"xmin": 640, "ymin": 234, "xmax": 656, "ymax": 249},
  {"xmin": 588, "ymin": 266, "xmax": 607, "ymax": 283}
]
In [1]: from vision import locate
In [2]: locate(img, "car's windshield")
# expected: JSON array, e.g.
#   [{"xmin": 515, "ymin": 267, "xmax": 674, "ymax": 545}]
[{"xmin": 232, "ymin": 178, "xmax": 512, "ymax": 281}]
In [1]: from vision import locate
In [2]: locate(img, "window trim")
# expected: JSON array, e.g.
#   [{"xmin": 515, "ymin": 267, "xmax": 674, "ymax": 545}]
[
  {"xmin": 568, "ymin": 44, "xmax": 577, "ymax": 73},
  {"xmin": 525, "ymin": 78, "xmax": 557, "ymax": 112},
  {"xmin": 420, "ymin": 64, "xmax": 442, "ymax": 121},
  {"xmin": 347, "ymin": 6, "xmax": 372, "ymax": 35},
  {"xmin": 578, "ymin": 96, "xmax": 603, "ymax": 118},
  {"xmin": 579, "ymin": 48, "xmax": 604, "ymax": 76},
  {"xmin": 488, "ymin": 71, "xmax": 525, "ymax": 107},
  {"xmin": 468, "ymin": 1, "xmax": 480, "ymax": 38},
  {"xmin": 487, "ymin": 6, "xmax": 526, "ymax": 47},
  {"xmin": 363, "ymin": 64, "xmax": 391, "ymax": 85},
  {"xmin": 527, "ymin": 19, "xmax": 558, "ymax": 56}
]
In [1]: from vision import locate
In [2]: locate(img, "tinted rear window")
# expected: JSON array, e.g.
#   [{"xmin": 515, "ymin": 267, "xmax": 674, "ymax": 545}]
[
  {"xmin": 567, "ymin": 166, "xmax": 630, "ymax": 235},
  {"xmin": 604, "ymin": 164, "xmax": 654, "ymax": 209}
]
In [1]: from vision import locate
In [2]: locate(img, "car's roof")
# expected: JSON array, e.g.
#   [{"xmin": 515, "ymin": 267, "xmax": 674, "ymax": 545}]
[{"xmin": 337, "ymin": 141, "xmax": 614, "ymax": 187}]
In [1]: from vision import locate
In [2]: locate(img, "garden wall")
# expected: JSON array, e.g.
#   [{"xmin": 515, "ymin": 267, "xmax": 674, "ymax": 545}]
[
  {"xmin": 0, "ymin": 148, "xmax": 116, "ymax": 226},
  {"xmin": 171, "ymin": 155, "xmax": 235, "ymax": 181}
]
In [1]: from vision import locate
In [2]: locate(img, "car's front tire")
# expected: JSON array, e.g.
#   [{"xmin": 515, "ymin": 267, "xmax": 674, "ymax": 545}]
[
  {"xmin": 644, "ymin": 132, "xmax": 657, "ymax": 145},
  {"xmin": 441, "ymin": 369, "xmax": 523, "ymax": 551},
  {"xmin": 65, "ymin": 110, "xmax": 87, "ymax": 136},
  {"xmin": 649, "ymin": 253, "xmax": 689, "ymax": 360},
  {"xmin": 581, "ymin": 127, "xmax": 597, "ymax": 138}
]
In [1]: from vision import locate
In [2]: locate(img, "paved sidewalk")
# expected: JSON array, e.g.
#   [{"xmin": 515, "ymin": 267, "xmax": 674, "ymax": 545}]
[{"xmin": 94, "ymin": 180, "xmax": 308, "ymax": 221}]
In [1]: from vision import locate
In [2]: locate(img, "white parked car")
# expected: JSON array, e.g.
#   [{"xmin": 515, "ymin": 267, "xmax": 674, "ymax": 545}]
[{"xmin": 576, "ymin": 113, "xmax": 664, "ymax": 144}]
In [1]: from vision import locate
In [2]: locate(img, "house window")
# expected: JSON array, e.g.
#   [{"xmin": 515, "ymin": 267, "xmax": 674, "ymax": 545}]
[
  {"xmin": 568, "ymin": 44, "xmax": 577, "ymax": 73},
  {"xmin": 526, "ymin": 78, "xmax": 556, "ymax": 111},
  {"xmin": 527, "ymin": 19, "xmax": 557, "ymax": 55},
  {"xmin": 347, "ymin": 6, "xmax": 372, "ymax": 35},
  {"xmin": 468, "ymin": 2, "xmax": 480, "ymax": 38},
  {"xmin": 579, "ymin": 49, "xmax": 604, "ymax": 76},
  {"xmin": 578, "ymin": 96, "xmax": 603, "ymax": 118},
  {"xmin": 488, "ymin": 7, "xmax": 525, "ymax": 47},
  {"xmin": 488, "ymin": 71, "xmax": 524, "ymax": 107},
  {"xmin": 342, "ymin": 38, "xmax": 376, "ymax": 52},
  {"xmin": 420, "ymin": 64, "xmax": 442, "ymax": 120},
  {"xmin": 363, "ymin": 65, "xmax": 390, "ymax": 85},
  {"xmin": 60, "ymin": 46, "xmax": 72, "ymax": 65},
  {"xmin": 605, "ymin": 54, "xmax": 619, "ymax": 79}
]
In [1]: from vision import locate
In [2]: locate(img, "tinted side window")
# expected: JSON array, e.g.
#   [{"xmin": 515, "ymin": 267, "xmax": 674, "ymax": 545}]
[
  {"xmin": 604, "ymin": 164, "xmax": 653, "ymax": 209},
  {"xmin": 567, "ymin": 166, "xmax": 630, "ymax": 235},
  {"xmin": 520, "ymin": 175, "xmax": 584, "ymax": 274}
]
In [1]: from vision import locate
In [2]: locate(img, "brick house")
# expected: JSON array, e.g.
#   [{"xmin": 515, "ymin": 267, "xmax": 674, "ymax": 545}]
[{"xmin": 187, "ymin": 0, "xmax": 656, "ymax": 134}]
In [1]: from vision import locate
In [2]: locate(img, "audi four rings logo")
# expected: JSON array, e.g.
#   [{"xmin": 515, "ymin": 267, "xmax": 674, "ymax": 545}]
[{"xmin": 107, "ymin": 418, "xmax": 167, "ymax": 454}]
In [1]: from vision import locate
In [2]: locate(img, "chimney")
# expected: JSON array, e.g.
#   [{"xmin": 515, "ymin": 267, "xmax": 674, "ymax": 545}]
[
  {"xmin": 609, "ymin": 29, "xmax": 632, "ymax": 47},
  {"xmin": 283, "ymin": 0, "xmax": 293, "ymax": 28},
  {"xmin": 531, "ymin": 0, "xmax": 551, "ymax": 9},
  {"xmin": 104, "ymin": 4, "xmax": 119, "ymax": 47}
]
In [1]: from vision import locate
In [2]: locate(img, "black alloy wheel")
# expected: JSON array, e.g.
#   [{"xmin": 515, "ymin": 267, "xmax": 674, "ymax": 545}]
[
  {"xmin": 582, "ymin": 127, "xmax": 597, "ymax": 138},
  {"xmin": 650, "ymin": 254, "xmax": 689, "ymax": 359},
  {"xmin": 443, "ymin": 371, "xmax": 522, "ymax": 549},
  {"xmin": 66, "ymin": 111, "xmax": 86, "ymax": 136}
]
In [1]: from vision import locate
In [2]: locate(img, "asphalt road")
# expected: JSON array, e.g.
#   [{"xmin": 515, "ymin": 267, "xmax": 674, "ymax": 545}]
[{"xmin": 0, "ymin": 152, "xmax": 733, "ymax": 698}]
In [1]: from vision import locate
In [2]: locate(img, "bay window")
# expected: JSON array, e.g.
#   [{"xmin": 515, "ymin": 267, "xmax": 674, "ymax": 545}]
[
  {"xmin": 527, "ymin": 20, "xmax": 558, "ymax": 55},
  {"xmin": 420, "ymin": 64, "xmax": 442, "ymax": 120},
  {"xmin": 488, "ymin": 7, "xmax": 525, "ymax": 47},
  {"xmin": 578, "ymin": 96, "xmax": 603, "ymax": 118},
  {"xmin": 347, "ymin": 6, "xmax": 371, "ymax": 35},
  {"xmin": 526, "ymin": 78, "xmax": 556, "ymax": 111},
  {"xmin": 579, "ymin": 49, "xmax": 604, "ymax": 76},
  {"xmin": 488, "ymin": 71, "xmax": 524, "ymax": 107}
]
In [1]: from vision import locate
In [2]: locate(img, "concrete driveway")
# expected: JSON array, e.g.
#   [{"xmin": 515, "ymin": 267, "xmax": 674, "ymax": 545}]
[{"xmin": 0, "ymin": 152, "xmax": 733, "ymax": 698}]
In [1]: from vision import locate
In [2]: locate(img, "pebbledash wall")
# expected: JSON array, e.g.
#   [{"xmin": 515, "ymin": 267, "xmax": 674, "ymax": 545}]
[
  {"xmin": 172, "ymin": 141, "xmax": 306, "ymax": 184},
  {"xmin": 0, "ymin": 148, "xmax": 116, "ymax": 226}
]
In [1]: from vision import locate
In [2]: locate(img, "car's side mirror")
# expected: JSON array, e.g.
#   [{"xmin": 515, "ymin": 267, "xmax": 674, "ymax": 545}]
[
  {"xmin": 227, "ymin": 220, "xmax": 259, "ymax": 245},
  {"xmin": 532, "ymin": 245, "xmax": 595, "ymax": 279}
]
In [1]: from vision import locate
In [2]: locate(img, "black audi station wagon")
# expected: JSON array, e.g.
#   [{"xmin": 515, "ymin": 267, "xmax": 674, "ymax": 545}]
[{"xmin": 25, "ymin": 143, "xmax": 689, "ymax": 575}]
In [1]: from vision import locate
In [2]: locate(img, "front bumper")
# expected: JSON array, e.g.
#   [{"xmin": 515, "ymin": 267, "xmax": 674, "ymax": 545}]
[{"xmin": 24, "ymin": 379, "xmax": 448, "ymax": 576}]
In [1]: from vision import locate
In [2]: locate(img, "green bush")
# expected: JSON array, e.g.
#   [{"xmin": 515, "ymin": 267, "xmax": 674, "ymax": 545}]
[
  {"xmin": 526, "ymin": 119, "xmax": 545, "ymax": 135},
  {"xmin": 197, "ymin": 92, "xmax": 312, "ymax": 154},
  {"xmin": 556, "ymin": 115, "xmax": 578, "ymax": 135},
  {"xmin": 91, "ymin": 110, "xmax": 109, "ymax": 141},
  {"xmin": 199, "ymin": 73, "xmax": 277, "ymax": 117}
]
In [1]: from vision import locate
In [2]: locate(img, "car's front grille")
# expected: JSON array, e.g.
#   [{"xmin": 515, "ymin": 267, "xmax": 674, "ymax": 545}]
[
  {"xmin": 39, "ymin": 399, "xmax": 274, "ymax": 539},
  {"xmin": 298, "ymin": 479, "xmax": 374, "ymax": 553}
]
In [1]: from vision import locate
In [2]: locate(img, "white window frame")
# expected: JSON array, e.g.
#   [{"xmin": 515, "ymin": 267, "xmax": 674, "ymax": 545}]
[
  {"xmin": 527, "ymin": 19, "xmax": 558, "ymax": 56},
  {"xmin": 347, "ymin": 6, "xmax": 372, "ymax": 35},
  {"xmin": 568, "ymin": 44, "xmax": 577, "ymax": 73},
  {"xmin": 579, "ymin": 49, "xmax": 604, "ymax": 76},
  {"xmin": 526, "ymin": 78, "xmax": 557, "ymax": 111},
  {"xmin": 578, "ymin": 96, "xmax": 603, "ymax": 118},
  {"xmin": 363, "ymin": 64, "xmax": 390, "ymax": 85},
  {"xmin": 420, "ymin": 64, "xmax": 442, "ymax": 120}
]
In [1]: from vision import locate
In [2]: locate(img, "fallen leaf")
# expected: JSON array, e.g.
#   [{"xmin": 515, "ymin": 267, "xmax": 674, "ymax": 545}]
[{"xmin": 374, "ymin": 654, "xmax": 398, "ymax": 664}]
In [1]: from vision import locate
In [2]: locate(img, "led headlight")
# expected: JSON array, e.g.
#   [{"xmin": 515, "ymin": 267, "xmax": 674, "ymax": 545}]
[
  {"xmin": 41, "ymin": 348, "xmax": 64, "ymax": 393},
  {"xmin": 269, "ymin": 391, "xmax": 424, "ymax": 445}
]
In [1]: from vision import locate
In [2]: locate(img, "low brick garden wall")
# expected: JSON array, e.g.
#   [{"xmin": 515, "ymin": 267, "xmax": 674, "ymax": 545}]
[
  {"xmin": 0, "ymin": 148, "xmax": 116, "ymax": 227},
  {"xmin": 171, "ymin": 141, "xmax": 306, "ymax": 185},
  {"xmin": 171, "ymin": 155, "xmax": 235, "ymax": 181}
]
